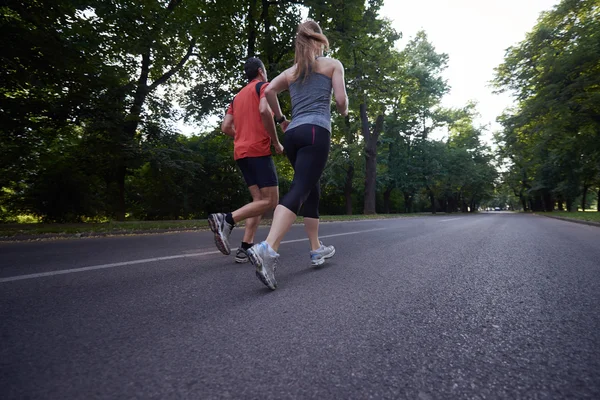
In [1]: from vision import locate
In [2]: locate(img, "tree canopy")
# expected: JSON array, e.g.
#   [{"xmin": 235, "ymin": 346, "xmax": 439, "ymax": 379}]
[
  {"xmin": 9, "ymin": 0, "xmax": 596, "ymax": 222},
  {"xmin": 494, "ymin": 0, "xmax": 600, "ymax": 212}
]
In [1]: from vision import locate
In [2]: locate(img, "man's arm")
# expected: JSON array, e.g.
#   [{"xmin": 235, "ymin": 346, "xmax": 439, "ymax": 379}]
[
  {"xmin": 221, "ymin": 114, "xmax": 235, "ymax": 138},
  {"xmin": 259, "ymin": 97, "xmax": 284, "ymax": 154}
]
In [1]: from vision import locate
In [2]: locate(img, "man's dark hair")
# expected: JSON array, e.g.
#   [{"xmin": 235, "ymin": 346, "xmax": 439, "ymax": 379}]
[{"xmin": 244, "ymin": 57, "xmax": 265, "ymax": 81}]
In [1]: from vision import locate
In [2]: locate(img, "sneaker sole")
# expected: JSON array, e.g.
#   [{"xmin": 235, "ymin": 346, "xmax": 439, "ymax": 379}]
[
  {"xmin": 311, "ymin": 258, "xmax": 325, "ymax": 266},
  {"xmin": 208, "ymin": 215, "xmax": 231, "ymax": 255},
  {"xmin": 235, "ymin": 256, "xmax": 249, "ymax": 263},
  {"xmin": 324, "ymin": 248, "xmax": 336, "ymax": 259},
  {"xmin": 248, "ymin": 250, "xmax": 276, "ymax": 290},
  {"xmin": 311, "ymin": 247, "xmax": 335, "ymax": 266}
]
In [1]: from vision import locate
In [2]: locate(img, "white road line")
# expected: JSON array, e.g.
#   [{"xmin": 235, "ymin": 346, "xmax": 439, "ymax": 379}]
[
  {"xmin": 0, "ymin": 228, "xmax": 387, "ymax": 283},
  {"xmin": 281, "ymin": 228, "xmax": 386, "ymax": 244},
  {"xmin": 439, "ymin": 218, "xmax": 461, "ymax": 222}
]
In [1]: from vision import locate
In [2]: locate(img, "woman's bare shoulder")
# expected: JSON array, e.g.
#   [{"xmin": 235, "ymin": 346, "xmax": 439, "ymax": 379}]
[
  {"xmin": 315, "ymin": 57, "xmax": 343, "ymax": 76},
  {"xmin": 283, "ymin": 65, "xmax": 297, "ymax": 83},
  {"xmin": 324, "ymin": 57, "xmax": 343, "ymax": 66}
]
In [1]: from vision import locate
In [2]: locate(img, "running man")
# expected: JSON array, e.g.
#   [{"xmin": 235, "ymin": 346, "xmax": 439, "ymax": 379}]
[{"xmin": 208, "ymin": 57, "xmax": 285, "ymax": 263}]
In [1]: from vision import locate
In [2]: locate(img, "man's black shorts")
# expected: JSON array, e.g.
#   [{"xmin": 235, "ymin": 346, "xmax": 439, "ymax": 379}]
[{"xmin": 236, "ymin": 155, "xmax": 278, "ymax": 188}]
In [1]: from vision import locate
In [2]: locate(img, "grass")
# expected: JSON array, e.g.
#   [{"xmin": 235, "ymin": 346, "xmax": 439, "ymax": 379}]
[
  {"xmin": 0, "ymin": 220, "xmax": 210, "ymax": 238},
  {"xmin": 0, "ymin": 213, "xmax": 421, "ymax": 239},
  {"xmin": 537, "ymin": 211, "xmax": 600, "ymax": 223}
]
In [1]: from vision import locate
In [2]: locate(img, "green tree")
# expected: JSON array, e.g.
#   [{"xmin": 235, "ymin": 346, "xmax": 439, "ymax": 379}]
[
  {"xmin": 318, "ymin": 0, "xmax": 400, "ymax": 214},
  {"xmin": 379, "ymin": 31, "xmax": 449, "ymax": 213},
  {"xmin": 494, "ymin": 0, "xmax": 600, "ymax": 212}
]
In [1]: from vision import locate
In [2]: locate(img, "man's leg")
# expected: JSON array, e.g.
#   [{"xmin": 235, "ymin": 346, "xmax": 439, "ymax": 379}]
[
  {"xmin": 209, "ymin": 156, "xmax": 278, "ymax": 256},
  {"xmin": 231, "ymin": 185, "xmax": 278, "ymax": 224},
  {"xmin": 242, "ymin": 186, "xmax": 263, "ymax": 244},
  {"xmin": 235, "ymin": 185, "xmax": 262, "ymax": 263},
  {"xmin": 233, "ymin": 156, "xmax": 279, "ymax": 224},
  {"xmin": 208, "ymin": 157, "xmax": 256, "ymax": 255},
  {"xmin": 236, "ymin": 186, "xmax": 278, "ymax": 263}
]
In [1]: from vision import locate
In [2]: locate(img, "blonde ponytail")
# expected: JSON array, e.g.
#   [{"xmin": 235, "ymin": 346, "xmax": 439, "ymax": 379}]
[{"xmin": 292, "ymin": 20, "xmax": 329, "ymax": 82}]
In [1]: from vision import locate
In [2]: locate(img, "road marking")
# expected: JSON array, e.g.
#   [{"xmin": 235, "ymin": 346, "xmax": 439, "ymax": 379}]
[
  {"xmin": 282, "ymin": 228, "xmax": 386, "ymax": 244},
  {"xmin": 439, "ymin": 218, "xmax": 461, "ymax": 222},
  {"xmin": 0, "ymin": 228, "xmax": 387, "ymax": 283}
]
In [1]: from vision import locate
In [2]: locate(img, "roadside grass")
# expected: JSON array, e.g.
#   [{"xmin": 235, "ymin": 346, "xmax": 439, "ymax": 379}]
[
  {"xmin": 0, "ymin": 213, "xmax": 423, "ymax": 239},
  {"xmin": 537, "ymin": 211, "xmax": 600, "ymax": 223},
  {"xmin": 0, "ymin": 220, "xmax": 210, "ymax": 238}
]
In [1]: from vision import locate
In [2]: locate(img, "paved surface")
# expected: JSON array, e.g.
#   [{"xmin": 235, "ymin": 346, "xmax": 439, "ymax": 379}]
[{"xmin": 1, "ymin": 213, "xmax": 599, "ymax": 399}]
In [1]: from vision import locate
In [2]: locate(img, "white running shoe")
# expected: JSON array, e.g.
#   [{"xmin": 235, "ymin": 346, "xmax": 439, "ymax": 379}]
[
  {"xmin": 310, "ymin": 241, "xmax": 335, "ymax": 266},
  {"xmin": 247, "ymin": 241, "xmax": 279, "ymax": 290},
  {"xmin": 208, "ymin": 213, "xmax": 234, "ymax": 255}
]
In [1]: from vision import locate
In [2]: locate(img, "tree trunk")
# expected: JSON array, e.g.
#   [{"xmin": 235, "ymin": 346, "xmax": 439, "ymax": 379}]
[
  {"xmin": 114, "ymin": 52, "xmax": 151, "ymax": 221},
  {"xmin": 557, "ymin": 195, "xmax": 564, "ymax": 211},
  {"xmin": 582, "ymin": 185, "xmax": 589, "ymax": 212},
  {"xmin": 566, "ymin": 197, "xmax": 573, "ymax": 213},
  {"xmin": 246, "ymin": 0, "xmax": 257, "ymax": 57},
  {"xmin": 404, "ymin": 192, "xmax": 414, "ymax": 213},
  {"xmin": 112, "ymin": 0, "xmax": 188, "ymax": 220},
  {"xmin": 362, "ymin": 104, "xmax": 383, "ymax": 215},
  {"xmin": 520, "ymin": 191, "xmax": 528, "ymax": 212},
  {"xmin": 383, "ymin": 187, "xmax": 393, "ymax": 214},
  {"xmin": 460, "ymin": 193, "xmax": 468, "ymax": 213},
  {"xmin": 597, "ymin": 189, "xmax": 600, "ymax": 212},
  {"xmin": 448, "ymin": 194, "xmax": 456, "ymax": 213},
  {"xmin": 541, "ymin": 192, "xmax": 548, "ymax": 212},
  {"xmin": 344, "ymin": 164, "xmax": 354, "ymax": 215},
  {"xmin": 261, "ymin": 0, "xmax": 273, "ymax": 66},
  {"xmin": 442, "ymin": 197, "xmax": 448, "ymax": 213},
  {"xmin": 111, "ymin": 16, "xmax": 195, "ymax": 221},
  {"xmin": 428, "ymin": 188, "xmax": 436, "ymax": 214},
  {"xmin": 544, "ymin": 192, "xmax": 554, "ymax": 212}
]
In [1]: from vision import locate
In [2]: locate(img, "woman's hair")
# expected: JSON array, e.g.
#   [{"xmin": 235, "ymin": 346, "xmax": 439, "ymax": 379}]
[{"xmin": 292, "ymin": 20, "xmax": 329, "ymax": 81}]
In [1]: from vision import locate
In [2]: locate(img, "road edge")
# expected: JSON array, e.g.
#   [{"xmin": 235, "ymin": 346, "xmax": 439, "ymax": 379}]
[
  {"xmin": 534, "ymin": 213, "xmax": 600, "ymax": 228},
  {"xmin": 0, "ymin": 215, "xmax": 425, "ymax": 243}
]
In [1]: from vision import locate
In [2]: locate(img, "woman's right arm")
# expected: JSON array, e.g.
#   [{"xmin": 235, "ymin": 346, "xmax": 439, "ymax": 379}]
[
  {"xmin": 264, "ymin": 71, "xmax": 290, "ymax": 121},
  {"xmin": 331, "ymin": 60, "xmax": 349, "ymax": 116}
]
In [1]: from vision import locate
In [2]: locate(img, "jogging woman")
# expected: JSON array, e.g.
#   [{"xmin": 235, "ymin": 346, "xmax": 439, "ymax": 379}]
[{"xmin": 247, "ymin": 20, "xmax": 349, "ymax": 290}]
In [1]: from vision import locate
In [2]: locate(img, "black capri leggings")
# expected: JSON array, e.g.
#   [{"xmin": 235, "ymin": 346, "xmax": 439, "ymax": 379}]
[{"xmin": 280, "ymin": 124, "xmax": 331, "ymax": 218}]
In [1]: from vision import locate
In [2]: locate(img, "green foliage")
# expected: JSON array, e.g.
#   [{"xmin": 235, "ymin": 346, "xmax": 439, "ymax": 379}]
[
  {"xmin": 494, "ymin": 0, "xmax": 600, "ymax": 212},
  {"xmin": 1, "ymin": 0, "xmax": 502, "ymax": 222}
]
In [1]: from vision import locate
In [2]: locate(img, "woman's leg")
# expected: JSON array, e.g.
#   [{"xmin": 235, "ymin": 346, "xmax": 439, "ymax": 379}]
[
  {"xmin": 302, "ymin": 182, "xmax": 321, "ymax": 251},
  {"xmin": 266, "ymin": 125, "xmax": 330, "ymax": 252},
  {"xmin": 265, "ymin": 205, "xmax": 298, "ymax": 252},
  {"xmin": 303, "ymin": 217, "xmax": 320, "ymax": 251}
]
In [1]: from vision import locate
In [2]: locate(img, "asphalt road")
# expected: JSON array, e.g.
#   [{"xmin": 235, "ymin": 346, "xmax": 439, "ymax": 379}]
[{"xmin": 1, "ymin": 213, "xmax": 599, "ymax": 399}]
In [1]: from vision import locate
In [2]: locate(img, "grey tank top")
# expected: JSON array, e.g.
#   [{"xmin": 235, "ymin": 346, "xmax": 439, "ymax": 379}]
[{"xmin": 287, "ymin": 72, "xmax": 333, "ymax": 133}]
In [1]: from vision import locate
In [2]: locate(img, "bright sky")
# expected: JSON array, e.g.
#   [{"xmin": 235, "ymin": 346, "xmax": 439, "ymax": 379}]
[{"xmin": 381, "ymin": 0, "xmax": 559, "ymax": 143}]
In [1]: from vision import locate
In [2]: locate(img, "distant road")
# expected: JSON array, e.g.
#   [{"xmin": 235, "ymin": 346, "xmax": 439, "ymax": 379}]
[{"xmin": 1, "ymin": 213, "xmax": 599, "ymax": 399}]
